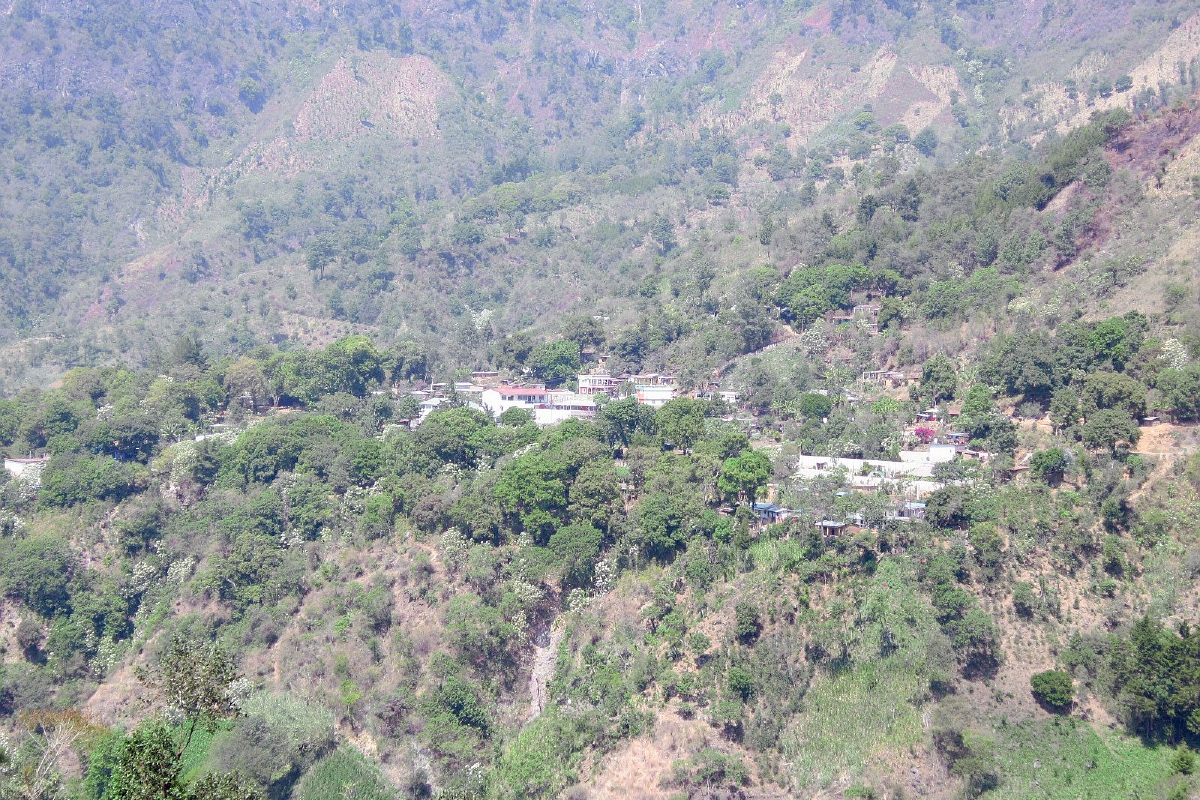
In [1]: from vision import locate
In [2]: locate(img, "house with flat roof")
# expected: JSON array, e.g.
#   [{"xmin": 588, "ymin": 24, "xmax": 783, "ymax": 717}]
[
  {"xmin": 481, "ymin": 387, "xmax": 597, "ymax": 426},
  {"xmin": 635, "ymin": 384, "xmax": 676, "ymax": 408},
  {"xmin": 3, "ymin": 456, "xmax": 50, "ymax": 486}
]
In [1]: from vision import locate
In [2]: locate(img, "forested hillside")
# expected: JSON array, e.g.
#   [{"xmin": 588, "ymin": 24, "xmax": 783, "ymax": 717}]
[
  {"xmin": 2, "ymin": 0, "xmax": 1200, "ymax": 798},
  {"xmin": 1, "ymin": 0, "xmax": 1199, "ymax": 384}
]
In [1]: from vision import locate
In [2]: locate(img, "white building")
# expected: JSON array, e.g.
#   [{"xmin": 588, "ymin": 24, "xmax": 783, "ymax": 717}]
[
  {"xmin": 578, "ymin": 373, "xmax": 622, "ymax": 396},
  {"xmin": 793, "ymin": 450, "xmax": 959, "ymax": 498},
  {"xmin": 635, "ymin": 384, "xmax": 676, "ymax": 408},
  {"xmin": 898, "ymin": 444, "xmax": 957, "ymax": 464},
  {"xmin": 481, "ymin": 387, "xmax": 596, "ymax": 426},
  {"xmin": 3, "ymin": 456, "xmax": 50, "ymax": 486},
  {"xmin": 481, "ymin": 387, "xmax": 550, "ymax": 416},
  {"xmin": 417, "ymin": 396, "xmax": 449, "ymax": 421},
  {"xmin": 452, "ymin": 382, "xmax": 484, "ymax": 403},
  {"xmin": 533, "ymin": 391, "xmax": 598, "ymax": 426}
]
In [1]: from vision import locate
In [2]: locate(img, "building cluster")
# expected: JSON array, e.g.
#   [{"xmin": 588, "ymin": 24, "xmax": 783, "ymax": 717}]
[
  {"xmin": 409, "ymin": 371, "xmax": 683, "ymax": 427},
  {"xmin": 765, "ymin": 435, "xmax": 995, "ymax": 535},
  {"xmin": 793, "ymin": 444, "xmax": 957, "ymax": 499}
]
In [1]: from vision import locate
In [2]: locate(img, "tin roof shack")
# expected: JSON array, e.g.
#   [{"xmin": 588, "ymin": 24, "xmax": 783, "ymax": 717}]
[
  {"xmin": 751, "ymin": 502, "xmax": 794, "ymax": 526},
  {"xmin": 818, "ymin": 519, "xmax": 860, "ymax": 537}
]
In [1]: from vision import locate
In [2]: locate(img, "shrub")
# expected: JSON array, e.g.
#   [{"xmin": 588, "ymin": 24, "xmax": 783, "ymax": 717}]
[
  {"xmin": 2, "ymin": 536, "xmax": 76, "ymax": 617},
  {"xmin": 1030, "ymin": 670, "xmax": 1073, "ymax": 710},
  {"xmin": 209, "ymin": 716, "xmax": 298, "ymax": 796},
  {"xmin": 733, "ymin": 603, "xmax": 761, "ymax": 644},
  {"xmin": 40, "ymin": 454, "xmax": 147, "ymax": 507},
  {"xmin": 445, "ymin": 594, "xmax": 520, "ymax": 678},
  {"xmin": 239, "ymin": 694, "xmax": 336, "ymax": 766},
  {"xmin": 668, "ymin": 748, "xmax": 749, "ymax": 794},
  {"xmin": 294, "ymin": 748, "xmax": 396, "ymax": 800},
  {"xmin": 1030, "ymin": 448, "xmax": 1070, "ymax": 484},
  {"xmin": 1017, "ymin": 400, "xmax": 1043, "ymax": 420},
  {"xmin": 798, "ymin": 392, "xmax": 833, "ymax": 420},
  {"xmin": 728, "ymin": 666, "xmax": 754, "ymax": 700},
  {"xmin": 1171, "ymin": 746, "xmax": 1196, "ymax": 775},
  {"xmin": 1012, "ymin": 582, "xmax": 1037, "ymax": 618},
  {"xmin": 438, "ymin": 677, "xmax": 490, "ymax": 732}
]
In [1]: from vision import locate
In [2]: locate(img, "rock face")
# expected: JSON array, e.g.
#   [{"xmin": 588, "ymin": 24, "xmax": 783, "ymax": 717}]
[{"xmin": 528, "ymin": 623, "xmax": 563, "ymax": 721}]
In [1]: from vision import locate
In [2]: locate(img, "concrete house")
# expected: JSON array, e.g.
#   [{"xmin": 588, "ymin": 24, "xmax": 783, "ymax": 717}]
[{"xmin": 3, "ymin": 456, "xmax": 50, "ymax": 486}]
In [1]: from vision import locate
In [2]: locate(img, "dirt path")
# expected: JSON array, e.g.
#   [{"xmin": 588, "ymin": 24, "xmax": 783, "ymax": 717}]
[{"xmin": 1129, "ymin": 423, "xmax": 1197, "ymax": 504}]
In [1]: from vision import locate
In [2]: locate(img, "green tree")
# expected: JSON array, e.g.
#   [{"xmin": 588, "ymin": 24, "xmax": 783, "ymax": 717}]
[
  {"xmin": 110, "ymin": 637, "xmax": 247, "ymax": 800},
  {"xmin": 1171, "ymin": 746, "xmax": 1196, "ymax": 776},
  {"xmin": 1030, "ymin": 448, "xmax": 1070, "ymax": 485},
  {"xmin": 636, "ymin": 492, "xmax": 689, "ymax": 560},
  {"xmin": 797, "ymin": 392, "xmax": 833, "ymax": 420},
  {"xmin": 1012, "ymin": 582, "xmax": 1037, "ymax": 618},
  {"xmin": 40, "ymin": 454, "xmax": 148, "ymax": 507},
  {"xmin": 717, "ymin": 450, "xmax": 772, "ymax": 504},
  {"xmin": 650, "ymin": 214, "xmax": 676, "ymax": 253},
  {"xmin": 171, "ymin": 333, "xmax": 208, "ymax": 368},
  {"xmin": 733, "ymin": 603, "xmax": 761, "ymax": 644},
  {"xmin": 961, "ymin": 384, "xmax": 994, "ymax": 418},
  {"xmin": 727, "ymin": 666, "xmax": 754, "ymax": 700},
  {"xmin": 548, "ymin": 523, "xmax": 603, "ymax": 589},
  {"xmin": 597, "ymin": 397, "xmax": 656, "ymax": 449},
  {"xmin": 109, "ymin": 720, "xmax": 188, "ymax": 800},
  {"xmin": 526, "ymin": 340, "xmax": 581, "ymax": 387},
  {"xmin": 980, "ymin": 331, "xmax": 1059, "ymax": 402},
  {"xmin": 411, "ymin": 407, "xmax": 495, "ymax": 471},
  {"xmin": 914, "ymin": 127, "xmax": 939, "ymax": 155},
  {"xmin": 494, "ymin": 450, "xmax": 568, "ymax": 543},
  {"xmin": 1088, "ymin": 315, "xmax": 1144, "ymax": 371},
  {"xmin": 1030, "ymin": 670, "xmax": 1073, "ymax": 710},
  {"xmin": 920, "ymin": 354, "xmax": 958, "ymax": 405},
  {"xmin": 1, "ymin": 536, "xmax": 76, "ymax": 617},
  {"xmin": 304, "ymin": 235, "xmax": 337, "ymax": 280},
  {"xmin": 561, "ymin": 314, "xmax": 605, "ymax": 350},
  {"xmin": 1081, "ymin": 408, "xmax": 1140, "ymax": 451},
  {"xmin": 137, "ymin": 637, "xmax": 244, "ymax": 753},
  {"xmin": 1159, "ymin": 364, "xmax": 1200, "ymax": 421},
  {"xmin": 1081, "ymin": 371, "xmax": 1146, "ymax": 419},
  {"xmin": 655, "ymin": 398, "xmax": 708, "ymax": 451}
]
